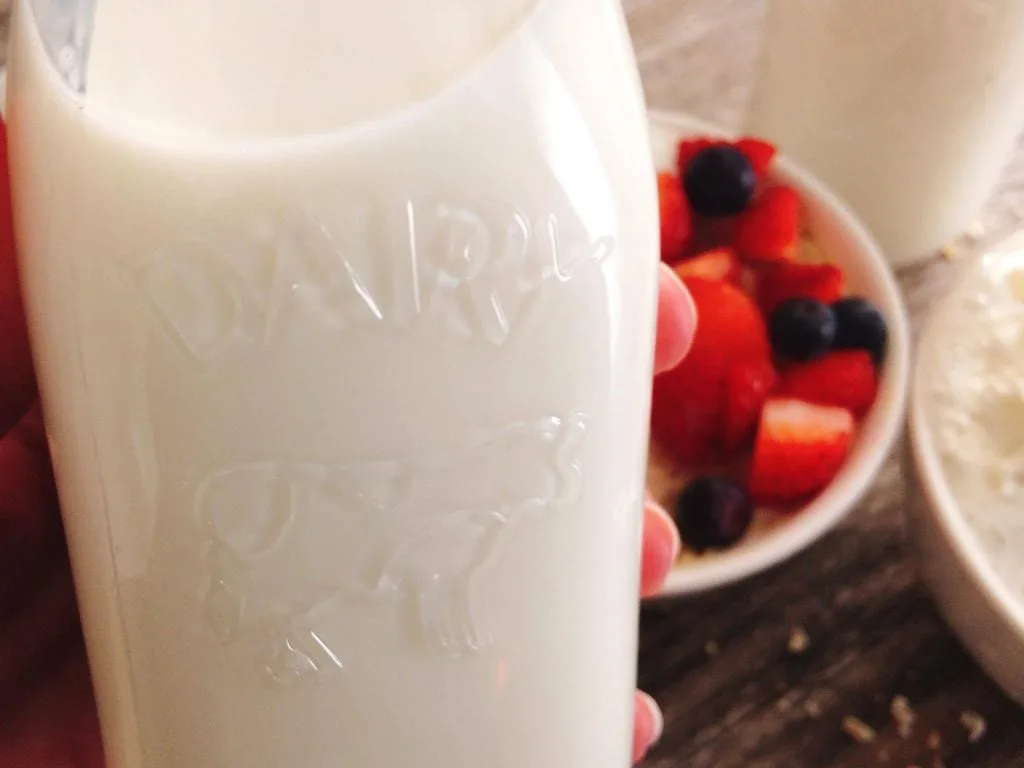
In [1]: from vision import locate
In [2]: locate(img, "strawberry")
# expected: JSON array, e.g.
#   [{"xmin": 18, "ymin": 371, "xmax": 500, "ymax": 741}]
[
  {"xmin": 676, "ymin": 138, "xmax": 723, "ymax": 178},
  {"xmin": 658, "ymin": 172, "xmax": 692, "ymax": 263},
  {"xmin": 673, "ymin": 247, "xmax": 741, "ymax": 283},
  {"xmin": 651, "ymin": 278, "xmax": 771, "ymax": 464},
  {"xmin": 688, "ymin": 217, "xmax": 739, "ymax": 256},
  {"xmin": 721, "ymin": 356, "xmax": 777, "ymax": 455},
  {"xmin": 778, "ymin": 351, "xmax": 878, "ymax": 417},
  {"xmin": 734, "ymin": 185, "xmax": 801, "ymax": 264},
  {"xmin": 735, "ymin": 137, "xmax": 778, "ymax": 178},
  {"xmin": 748, "ymin": 398, "xmax": 854, "ymax": 506},
  {"xmin": 755, "ymin": 261, "xmax": 845, "ymax": 316}
]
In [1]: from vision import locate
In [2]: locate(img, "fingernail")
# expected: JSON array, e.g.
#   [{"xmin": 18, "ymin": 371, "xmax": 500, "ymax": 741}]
[
  {"xmin": 662, "ymin": 262, "xmax": 697, "ymax": 328},
  {"xmin": 648, "ymin": 499, "xmax": 681, "ymax": 564},
  {"xmin": 639, "ymin": 691, "xmax": 665, "ymax": 746},
  {"xmin": 640, "ymin": 498, "xmax": 682, "ymax": 598},
  {"xmin": 655, "ymin": 264, "xmax": 698, "ymax": 370}
]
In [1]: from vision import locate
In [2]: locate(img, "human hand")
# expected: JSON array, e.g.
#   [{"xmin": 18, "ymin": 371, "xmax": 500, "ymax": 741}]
[{"xmin": 632, "ymin": 264, "xmax": 695, "ymax": 763}]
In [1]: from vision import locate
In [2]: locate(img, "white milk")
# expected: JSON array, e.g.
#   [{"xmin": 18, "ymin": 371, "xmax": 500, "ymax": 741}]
[
  {"xmin": 746, "ymin": 0, "xmax": 1024, "ymax": 267},
  {"xmin": 922, "ymin": 245, "xmax": 1024, "ymax": 603},
  {"xmin": 84, "ymin": 0, "xmax": 537, "ymax": 139},
  {"xmin": 6, "ymin": 0, "xmax": 659, "ymax": 766}
]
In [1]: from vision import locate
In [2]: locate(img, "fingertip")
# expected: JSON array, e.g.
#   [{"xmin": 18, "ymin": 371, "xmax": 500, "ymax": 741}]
[
  {"xmin": 640, "ymin": 498, "xmax": 680, "ymax": 598},
  {"xmin": 638, "ymin": 691, "xmax": 665, "ymax": 745},
  {"xmin": 654, "ymin": 264, "xmax": 696, "ymax": 374},
  {"xmin": 633, "ymin": 691, "xmax": 665, "ymax": 763}
]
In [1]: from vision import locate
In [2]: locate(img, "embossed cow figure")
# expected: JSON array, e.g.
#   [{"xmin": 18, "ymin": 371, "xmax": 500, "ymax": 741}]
[{"xmin": 195, "ymin": 413, "xmax": 587, "ymax": 684}]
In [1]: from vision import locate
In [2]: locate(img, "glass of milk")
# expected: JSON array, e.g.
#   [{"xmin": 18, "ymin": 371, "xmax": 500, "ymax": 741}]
[
  {"xmin": 5, "ymin": 1, "xmax": 660, "ymax": 766},
  {"xmin": 746, "ymin": 0, "xmax": 1024, "ymax": 267}
]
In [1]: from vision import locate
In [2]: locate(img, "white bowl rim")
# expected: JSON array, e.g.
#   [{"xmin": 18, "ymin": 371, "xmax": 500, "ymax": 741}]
[
  {"xmin": 649, "ymin": 109, "xmax": 912, "ymax": 596},
  {"xmin": 908, "ymin": 254, "xmax": 1024, "ymax": 639}
]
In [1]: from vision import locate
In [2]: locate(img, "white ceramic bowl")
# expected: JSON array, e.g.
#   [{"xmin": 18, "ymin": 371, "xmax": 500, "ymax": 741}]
[
  {"xmin": 648, "ymin": 109, "xmax": 911, "ymax": 597},
  {"xmin": 906, "ymin": 243, "xmax": 1024, "ymax": 705}
]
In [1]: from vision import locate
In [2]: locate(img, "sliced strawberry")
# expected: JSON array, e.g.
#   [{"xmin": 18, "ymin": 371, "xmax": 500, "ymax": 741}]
[
  {"xmin": 658, "ymin": 172, "xmax": 692, "ymax": 263},
  {"xmin": 676, "ymin": 137, "xmax": 724, "ymax": 179},
  {"xmin": 779, "ymin": 351, "xmax": 878, "ymax": 417},
  {"xmin": 721, "ymin": 356, "xmax": 777, "ymax": 455},
  {"xmin": 739, "ymin": 265, "xmax": 759, "ymax": 294},
  {"xmin": 652, "ymin": 278, "xmax": 771, "ymax": 465},
  {"xmin": 673, "ymin": 247, "xmax": 741, "ymax": 283},
  {"xmin": 755, "ymin": 262, "xmax": 845, "ymax": 316},
  {"xmin": 734, "ymin": 185, "xmax": 801, "ymax": 264},
  {"xmin": 688, "ymin": 217, "xmax": 739, "ymax": 256},
  {"xmin": 651, "ymin": 361, "xmax": 721, "ymax": 467},
  {"xmin": 734, "ymin": 137, "xmax": 778, "ymax": 178},
  {"xmin": 748, "ymin": 398, "xmax": 854, "ymax": 507}
]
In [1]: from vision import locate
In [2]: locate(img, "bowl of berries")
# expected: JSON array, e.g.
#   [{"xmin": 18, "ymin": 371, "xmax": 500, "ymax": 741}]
[{"xmin": 647, "ymin": 110, "xmax": 911, "ymax": 596}]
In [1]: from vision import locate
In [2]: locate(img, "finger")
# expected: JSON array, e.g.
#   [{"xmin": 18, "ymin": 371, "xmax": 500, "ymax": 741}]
[
  {"xmin": 0, "ymin": 121, "xmax": 37, "ymax": 436},
  {"xmin": 639, "ymin": 495, "xmax": 680, "ymax": 598},
  {"xmin": 632, "ymin": 691, "xmax": 665, "ymax": 764},
  {"xmin": 653, "ymin": 264, "xmax": 696, "ymax": 375},
  {"xmin": 0, "ymin": 402, "xmax": 60, "ymax": 616}
]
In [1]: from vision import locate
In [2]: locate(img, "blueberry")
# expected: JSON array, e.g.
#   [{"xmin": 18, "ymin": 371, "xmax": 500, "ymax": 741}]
[
  {"xmin": 674, "ymin": 476, "xmax": 753, "ymax": 553},
  {"xmin": 832, "ymin": 297, "xmax": 888, "ymax": 365},
  {"xmin": 768, "ymin": 298, "xmax": 837, "ymax": 362},
  {"xmin": 683, "ymin": 145, "xmax": 756, "ymax": 217}
]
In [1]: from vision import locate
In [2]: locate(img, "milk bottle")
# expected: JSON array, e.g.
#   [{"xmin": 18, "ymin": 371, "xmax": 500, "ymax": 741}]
[
  {"xmin": 5, "ymin": 0, "xmax": 660, "ymax": 765},
  {"xmin": 746, "ymin": 0, "xmax": 1024, "ymax": 266}
]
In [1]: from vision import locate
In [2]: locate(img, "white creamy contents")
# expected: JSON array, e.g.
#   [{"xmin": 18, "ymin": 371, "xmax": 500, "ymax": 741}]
[
  {"xmin": 746, "ymin": 0, "xmax": 1024, "ymax": 266},
  {"xmin": 924, "ymin": 247, "xmax": 1024, "ymax": 594},
  {"xmin": 6, "ymin": 0, "xmax": 658, "ymax": 767},
  {"xmin": 86, "ymin": 0, "xmax": 535, "ymax": 139}
]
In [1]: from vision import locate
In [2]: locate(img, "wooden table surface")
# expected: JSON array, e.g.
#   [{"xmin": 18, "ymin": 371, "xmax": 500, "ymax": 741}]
[{"xmin": 628, "ymin": 2, "xmax": 1024, "ymax": 766}]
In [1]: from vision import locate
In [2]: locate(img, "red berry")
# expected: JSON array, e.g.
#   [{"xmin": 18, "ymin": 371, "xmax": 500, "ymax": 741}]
[
  {"xmin": 657, "ymin": 172, "xmax": 692, "ymax": 263},
  {"xmin": 721, "ymin": 356, "xmax": 777, "ymax": 455},
  {"xmin": 748, "ymin": 398, "xmax": 854, "ymax": 507},
  {"xmin": 651, "ymin": 278, "xmax": 771, "ymax": 465},
  {"xmin": 778, "ymin": 350, "xmax": 879, "ymax": 417},
  {"xmin": 755, "ymin": 261, "xmax": 845, "ymax": 316},
  {"xmin": 734, "ymin": 185, "xmax": 801, "ymax": 264},
  {"xmin": 673, "ymin": 247, "xmax": 741, "ymax": 283},
  {"xmin": 734, "ymin": 137, "xmax": 778, "ymax": 178}
]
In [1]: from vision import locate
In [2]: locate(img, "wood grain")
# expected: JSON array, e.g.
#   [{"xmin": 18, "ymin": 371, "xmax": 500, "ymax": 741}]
[{"xmin": 628, "ymin": 1, "xmax": 1024, "ymax": 766}]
